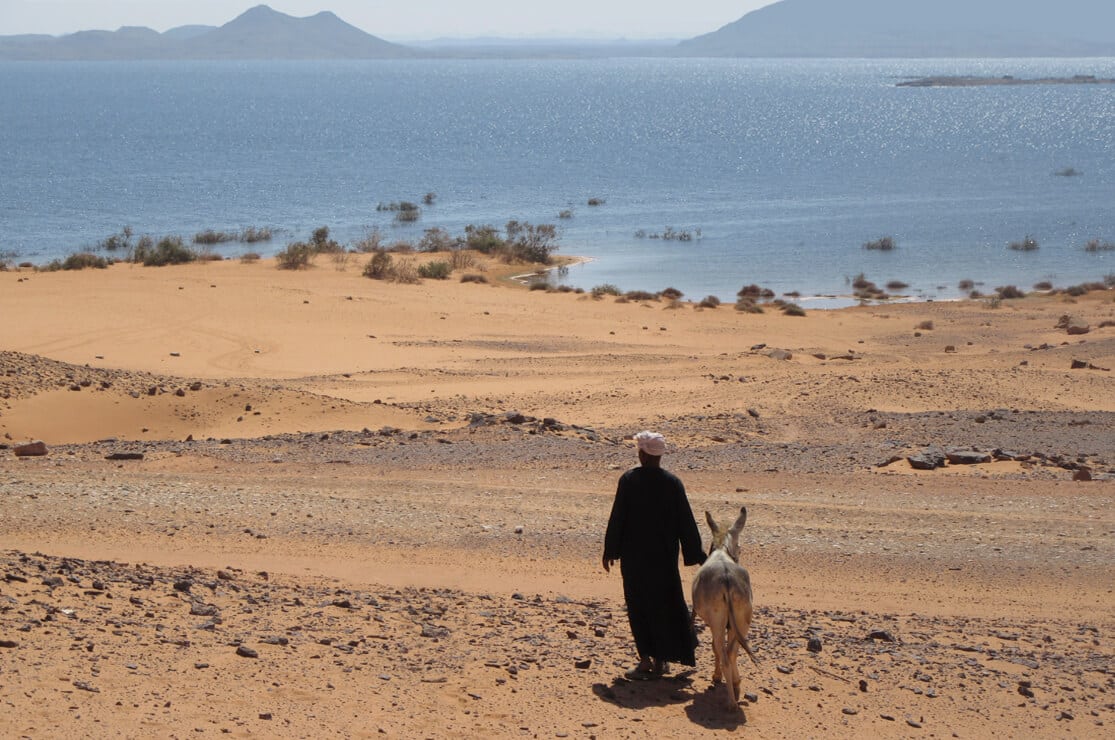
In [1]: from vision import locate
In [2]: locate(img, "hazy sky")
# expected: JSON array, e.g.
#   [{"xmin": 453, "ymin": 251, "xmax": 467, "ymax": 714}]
[{"xmin": 1, "ymin": 1, "xmax": 778, "ymax": 39}]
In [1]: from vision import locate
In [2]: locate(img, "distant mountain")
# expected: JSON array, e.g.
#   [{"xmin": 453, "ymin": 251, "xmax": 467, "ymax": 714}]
[
  {"xmin": 678, "ymin": 0, "xmax": 1115, "ymax": 57},
  {"xmin": 0, "ymin": 5, "xmax": 413, "ymax": 60}
]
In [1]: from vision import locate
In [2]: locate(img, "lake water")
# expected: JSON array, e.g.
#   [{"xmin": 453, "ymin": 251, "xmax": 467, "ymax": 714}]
[{"xmin": 2, "ymin": 57, "xmax": 1114, "ymax": 303}]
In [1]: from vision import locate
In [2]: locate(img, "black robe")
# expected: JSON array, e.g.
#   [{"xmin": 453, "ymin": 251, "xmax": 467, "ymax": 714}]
[{"xmin": 603, "ymin": 465, "xmax": 706, "ymax": 665}]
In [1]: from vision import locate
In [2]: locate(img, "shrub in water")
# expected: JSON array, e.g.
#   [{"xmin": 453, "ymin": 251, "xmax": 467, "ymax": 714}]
[
  {"xmin": 137, "ymin": 236, "xmax": 196, "ymax": 266},
  {"xmin": 418, "ymin": 227, "xmax": 454, "ymax": 253},
  {"xmin": 995, "ymin": 285, "xmax": 1025, "ymax": 299},
  {"xmin": 1008, "ymin": 236, "xmax": 1039, "ymax": 251},
  {"xmin": 863, "ymin": 236, "xmax": 895, "ymax": 251},
  {"xmin": 591, "ymin": 284, "xmax": 621, "ymax": 299}
]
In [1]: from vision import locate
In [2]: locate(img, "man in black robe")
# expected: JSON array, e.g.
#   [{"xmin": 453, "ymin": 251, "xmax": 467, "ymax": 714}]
[{"xmin": 602, "ymin": 431, "xmax": 706, "ymax": 680}]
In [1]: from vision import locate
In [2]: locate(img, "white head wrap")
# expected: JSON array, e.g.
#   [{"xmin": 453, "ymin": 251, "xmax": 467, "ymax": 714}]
[{"xmin": 634, "ymin": 431, "xmax": 667, "ymax": 457}]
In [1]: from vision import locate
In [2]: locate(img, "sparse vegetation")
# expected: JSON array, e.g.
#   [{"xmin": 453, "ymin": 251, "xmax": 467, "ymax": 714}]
[
  {"xmin": 274, "ymin": 242, "xmax": 314, "ymax": 270},
  {"xmin": 460, "ymin": 273, "xmax": 488, "ymax": 284},
  {"xmin": 193, "ymin": 229, "xmax": 238, "ymax": 245},
  {"xmin": 354, "ymin": 228, "xmax": 384, "ymax": 253},
  {"xmin": 417, "ymin": 260, "xmax": 452, "ymax": 280},
  {"xmin": 915, "ymin": 320, "xmax": 934, "ymax": 330},
  {"xmin": 698, "ymin": 295, "xmax": 721, "ymax": 308},
  {"xmin": 660, "ymin": 287, "xmax": 684, "ymax": 300},
  {"xmin": 781, "ymin": 302, "xmax": 806, "ymax": 317},
  {"xmin": 310, "ymin": 226, "xmax": 342, "ymax": 254},
  {"xmin": 995, "ymin": 285, "xmax": 1025, "ymax": 299},
  {"xmin": 863, "ymin": 236, "xmax": 896, "ymax": 251},
  {"xmin": 362, "ymin": 250, "xmax": 393, "ymax": 280},
  {"xmin": 0, "ymin": 250, "xmax": 17, "ymax": 270},
  {"xmin": 587, "ymin": 198, "xmax": 605, "ymax": 206},
  {"xmin": 635, "ymin": 227, "xmax": 701, "ymax": 242},
  {"xmin": 43, "ymin": 252, "xmax": 110, "ymax": 271},
  {"xmin": 134, "ymin": 236, "xmax": 196, "ymax": 266},
  {"xmin": 240, "ymin": 226, "xmax": 273, "ymax": 243},
  {"xmin": 240, "ymin": 252, "xmax": 261, "ymax": 263},
  {"xmin": 624, "ymin": 290, "xmax": 658, "ymax": 302},
  {"xmin": 1008, "ymin": 236, "xmax": 1039, "ymax": 251},
  {"xmin": 449, "ymin": 249, "xmax": 477, "ymax": 270},
  {"xmin": 418, "ymin": 227, "xmax": 454, "ymax": 253},
  {"xmin": 958, "ymin": 279, "xmax": 975, "ymax": 291},
  {"xmin": 558, "ymin": 210, "xmax": 573, "ymax": 219},
  {"xmin": 734, "ymin": 298, "xmax": 764, "ymax": 314},
  {"xmin": 98, "ymin": 227, "xmax": 133, "ymax": 253},
  {"xmin": 1084, "ymin": 239, "xmax": 1115, "ymax": 252},
  {"xmin": 591, "ymin": 284, "xmax": 621, "ymax": 299},
  {"xmin": 1033, "ymin": 281, "xmax": 1053, "ymax": 291},
  {"xmin": 886, "ymin": 280, "xmax": 909, "ymax": 290},
  {"xmin": 1054, "ymin": 166, "xmax": 1082, "ymax": 177}
]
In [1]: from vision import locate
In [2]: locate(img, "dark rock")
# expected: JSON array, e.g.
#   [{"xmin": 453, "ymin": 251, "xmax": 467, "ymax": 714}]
[
  {"xmin": 946, "ymin": 448, "xmax": 991, "ymax": 465},
  {"xmin": 13, "ymin": 441, "xmax": 48, "ymax": 457},
  {"xmin": 866, "ymin": 630, "xmax": 896, "ymax": 642},
  {"xmin": 1071, "ymin": 359, "xmax": 1090, "ymax": 369},
  {"xmin": 421, "ymin": 624, "xmax": 450, "ymax": 639},
  {"xmin": 1018, "ymin": 682, "xmax": 1035, "ymax": 698},
  {"xmin": 768, "ymin": 348, "xmax": 793, "ymax": 361},
  {"xmin": 173, "ymin": 580, "xmax": 193, "ymax": 593},
  {"xmin": 260, "ymin": 635, "xmax": 289, "ymax": 645},
  {"xmin": 743, "ymin": 692, "xmax": 759, "ymax": 703},
  {"xmin": 842, "ymin": 707, "xmax": 858, "ymax": 715},
  {"xmin": 105, "ymin": 452, "xmax": 144, "ymax": 461},
  {"xmin": 907, "ymin": 448, "xmax": 946, "ymax": 470},
  {"xmin": 190, "ymin": 602, "xmax": 219, "ymax": 617},
  {"xmin": 504, "ymin": 411, "xmax": 529, "ymax": 424},
  {"xmin": 574, "ymin": 658, "xmax": 591, "ymax": 669},
  {"xmin": 1073, "ymin": 467, "xmax": 1093, "ymax": 481},
  {"xmin": 807, "ymin": 637, "xmax": 823, "ymax": 653},
  {"xmin": 236, "ymin": 645, "xmax": 259, "ymax": 658},
  {"xmin": 259, "ymin": 713, "xmax": 273, "ymax": 720},
  {"xmin": 1066, "ymin": 324, "xmax": 1090, "ymax": 335},
  {"xmin": 0, "ymin": 639, "xmax": 18, "ymax": 648}
]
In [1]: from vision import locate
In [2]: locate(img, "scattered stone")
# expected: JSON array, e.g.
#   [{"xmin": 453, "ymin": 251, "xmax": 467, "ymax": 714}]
[
  {"xmin": 105, "ymin": 452, "xmax": 144, "ymax": 461},
  {"xmin": 13, "ymin": 441, "xmax": 48, "ymax": 457},
  {"xmin": 0, "ymin": 639, "xmax": 18, "ymax": 648},
  {"xmin": 236, "ymin": 645, "xmax": 259, "ymax": 658},
  {"xmin": 1018, "ymin": 682, "xmax": 1035, "ymax": 698},
  {"xmin": 946, "ymin": 448, "xmax": 991, "ymax": 465},
  {"xmin": 259, "ymin": 712, "xmax": 273, "ymax": 720},
  {"xmin": 73, "ymin": 680, "xmax": 99, "ymax": 693},
  {"xmin": 574, "ymin": 658, "xmax": 591, "ymax": 669},
  {"xmin": 768, "ymin": 348, "xmax": 793, "ymax": 361},
  {"xmin": 421, "ymin": 624, "xmax": 450, "ymax": 639},
  {"xmin": 1073, "ymin": 468, "xmax": 1093, "ymax": 481},
  {"xmin": 807, "ymin": 637, "xmax": 823, "ymax": 653},
  {"xmin": 842, "ymin": 707, "xmax": 858, "ymax": 715},
  {"xmin": 866, "ymin": 630, "xmax": 896, "ymax": 643},
  {"xmin": 173, "ymin": 579, "xmax": 193, "ymax": 593},
  {"xmin": 907, "ymin": 448, "xmax": 946, "ymax": 470}
]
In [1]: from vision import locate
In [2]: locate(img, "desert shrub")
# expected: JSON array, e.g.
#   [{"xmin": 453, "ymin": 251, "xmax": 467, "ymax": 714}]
[
  {"xmin": 54, "ymin": 252, "xmax": 110, "ymax": 270},
  {"xmin": 353, "ymin": 229, "xmax": 384, "ymax": 253},
  {"xmin": 1084, "ymin": 239, "xmax": 1115, "ymax": 252},
  {"xmin": 275, "ymin": 242, "xmax": 314, "ymax": 270},
  {"xmin": 240, "ymin": 252, "xmax": 261, "ymax": 263},
  {"xmin": 995, "ymin": 285, "xmax": 1025, "ymax": 299},
  {"xmin": 886, "ymin": 280, "xmax": 909, "ymax": 290},
  {"xmin": 958, "ymin": 279, "xmax": 975, "ymax": 291},
  {"xmin": 362, "ymin": 250, "xmax": 393, "ymax": 280},
  {"xmin": 552, "ymin": 284, "xmax": 576, "ymax": 293},
  {"xmin": 1106, "ymin": 273, "xmax": 1115, "ymax": 288},
  {"xmin": 505, "ymin": 221, "xmax": 559, "ymax": 264},
  {"xmin": 1033, "ymin": 281, "xmax": 1053, "ymax": 291},
  {"xmin": 0, "ymin": 250, "xmax": 17, "ymax": 270},
  {"xmin": 98, "ymin": 227, "xmax": 133, "ymax": 253},
  {"xmin": 449, "ymin": 249, "xmax": 476, "ymax": 270},
  {"xmin": 625, "ymin": 290, "xmax": 658, "ymax": 302},
  {"xmin": 309, "ymin": 226, "xmax": 342, "ymax": 254},
  {"xmin": 665, "ymin": 299, "xmax": 685, "ymax": 309},
  {"xmin": 528, "ymin": 279, "xmax": 549, "ymax": 291},
  {"xmin": 418, "ymin": 227, "xmax": 454, "ymax": 253},
  {"xmin": 735, "ymin": 299, "xmax": 764, "ymax": 314},
  {"xmin": 417, "ymin": 260, "xmax": 452, "ymax": 280},
  {"xmin": 390, "ymin": 258, "xmax": 420, "ymax": 284},
  {"xmin": 782, "ymin": 303, "xmax": 806, "ymax": 316},
  {"xmin": 136, "ymin": 236, "xmax": 196, "ymax": 266},
  {"xmin": 660, "ymin": 287, "xmax": 684, "ymax": 300},
  {"xmin": 591, "ymin": 284, "xmax": 621, "ymax": 299},
  {"xmin": 460, "ymin": 273, "xmax": 488, "ymax": 284},
  {"xmin": 240, "ymin": 226, "xmax": 273, "ymax": 243},
  {"xmin": 193, "ymin": 229, "xmax": 237, "ymax": 245},
  {"xmin": 850, "ymin": 274, "xmax": 872, "ymax": 290},
  {"xmin": 737, "ymin": 284, "xmax": 765, "ymax": 299},
  {"xmin": 1008, "ymin": 236, "xmax": 1039, "ymax": 251},
  {"xmin": 864, "ymin": 236, "xmax": 895, "ymax": 251},
  {"xmin": 386, "ymin": 240, "xmax": 414, "ymax": 253},
  {"xmin": 587, "ymin": 197, "xmax": 605, "ymax": 206},
  {"xmin": 698, "ymin": 295, "xmax": 721, "ymax": 308},
  {"xmin": 915, "ymin": 320, "xmax": 934, "ymax": 330},
  {"xmin": 558, "ymin": 210, "xmax": 573, "ymax": 219},
  {"xmin": 464, "ymin": 224, "xmax": 504, "ymax": 254},
  {"xmin": 985, "ymin": 295, "xmax": 1002, "ymax": 308}
]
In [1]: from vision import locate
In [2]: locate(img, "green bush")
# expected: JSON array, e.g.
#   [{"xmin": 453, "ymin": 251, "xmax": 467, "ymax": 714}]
[
  {"xmin": 136, "ymin": 236, "xmax": 196, "ymax": 266},
  {"xmin": 275, "ymin": 242, "xmax": 314, "ymax": 270},
  {"xmin": 417, "ymin": 260, "xmax": 452, "ymax": 280},
  {"xmin": 61, "ymin": 252, "xmax": 110, "ymax": 270},
  {"xmin": 362, "ymin": 250, "xmax": 393, "ymax": 279},
  {"xmin": 591, "ymin": 284, "xmax": 621, "ymax": 299}
]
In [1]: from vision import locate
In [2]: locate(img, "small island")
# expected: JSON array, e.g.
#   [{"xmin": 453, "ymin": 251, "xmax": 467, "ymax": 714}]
[{"xmin": 898, "ymin": 74, "xmax": 1115, "ymax": 87}]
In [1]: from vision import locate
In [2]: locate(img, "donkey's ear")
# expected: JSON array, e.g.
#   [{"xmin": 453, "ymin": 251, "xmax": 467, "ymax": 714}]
[
  {"xmin": 729, "ymin": 506, "xmax": 748, "ymax": 535},
  {"xmin": 705, "ymin": 510, "xmax": 719, "ymax": 534}
]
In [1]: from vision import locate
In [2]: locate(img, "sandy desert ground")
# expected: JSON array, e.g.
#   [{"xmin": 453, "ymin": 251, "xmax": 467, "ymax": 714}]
[{"xmin": 1, "ymin": 255, "xmax": 1113, "ymax": 738}]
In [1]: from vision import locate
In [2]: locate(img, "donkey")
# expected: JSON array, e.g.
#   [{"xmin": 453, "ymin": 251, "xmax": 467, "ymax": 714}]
[{"xmin": 691, "ymin": 505, "xmax": 758, "ymax": 708}]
